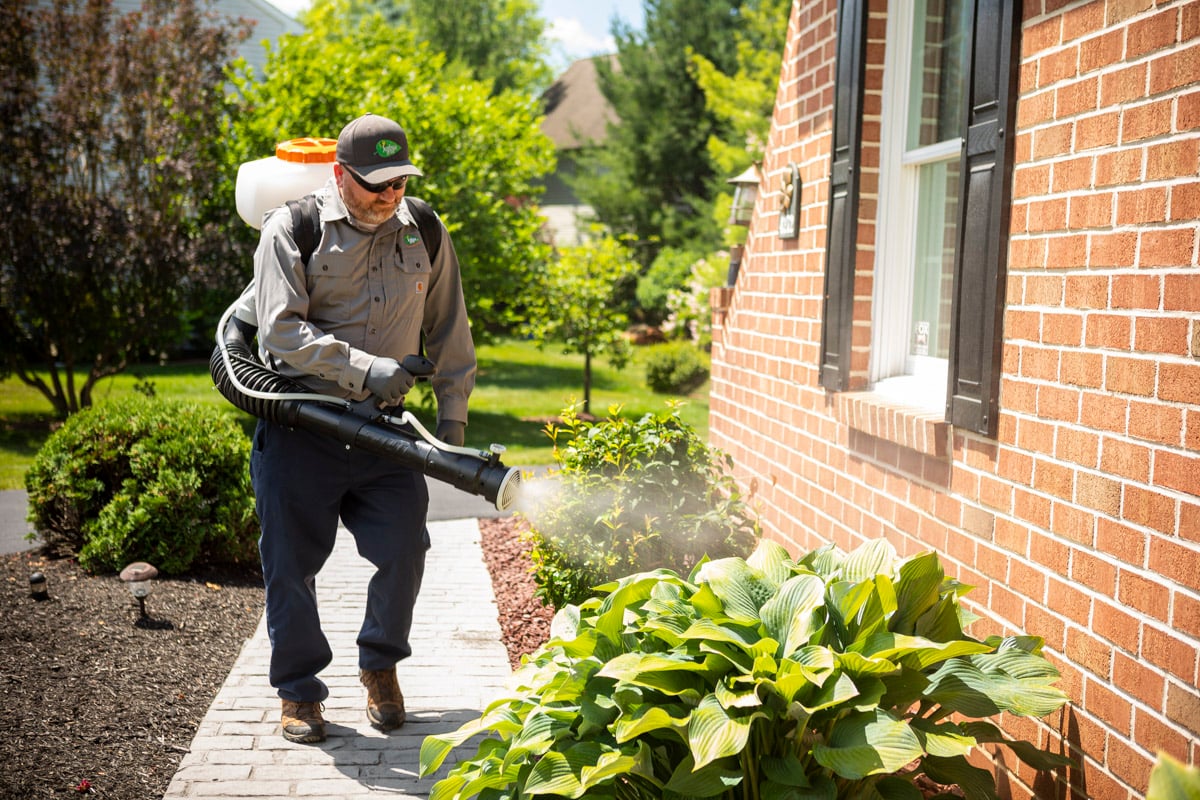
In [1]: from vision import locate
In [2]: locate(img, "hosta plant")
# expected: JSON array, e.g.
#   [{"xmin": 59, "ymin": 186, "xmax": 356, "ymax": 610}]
[{"xmin": 420, "ymin": 538, "xmax": 1071, "ymax": 799}]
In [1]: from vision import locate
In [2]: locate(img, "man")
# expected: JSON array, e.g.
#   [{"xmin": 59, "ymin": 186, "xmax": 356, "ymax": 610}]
[{"xmin": 250, "ymin": 113, "xmax": 475, "ymax": 743}]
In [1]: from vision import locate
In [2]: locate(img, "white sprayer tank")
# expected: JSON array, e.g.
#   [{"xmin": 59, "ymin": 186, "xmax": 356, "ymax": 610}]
[{"xmin": 235, "ymin": 138, "xmax": 337, "ymax": 230}]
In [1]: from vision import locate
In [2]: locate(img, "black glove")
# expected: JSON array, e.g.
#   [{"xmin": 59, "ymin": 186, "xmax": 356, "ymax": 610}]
[
  {"xmin": 435, "ymin": 419, "xmax": 466, "ymax": 447},
  {"xmin": 364, "ymin": 357, "xmax": 416, "ymax": 405}
]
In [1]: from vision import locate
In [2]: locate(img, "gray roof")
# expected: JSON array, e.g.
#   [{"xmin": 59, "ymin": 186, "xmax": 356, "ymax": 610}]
[{"xmin": 540, "ymin": 56, "xmax": 618, "ymax": 151}]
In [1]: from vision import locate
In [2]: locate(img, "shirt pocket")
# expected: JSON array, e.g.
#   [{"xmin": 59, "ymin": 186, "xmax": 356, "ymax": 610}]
[
  {"xmin": 305, "ymin": 250, "xmax": 364, "ymax": 317},
  {"xmin": 392, "ymin": 231, "xmax": 431, "ymax": 298}
]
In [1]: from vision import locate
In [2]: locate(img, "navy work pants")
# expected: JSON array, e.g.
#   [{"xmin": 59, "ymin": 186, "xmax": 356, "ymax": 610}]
[{"xmin": 250, "ymin": 419, "xmax": 430, "ymax": 703}]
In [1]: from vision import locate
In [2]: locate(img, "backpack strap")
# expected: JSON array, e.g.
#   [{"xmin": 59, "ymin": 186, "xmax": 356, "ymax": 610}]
[
  {"xmin": 285, "ymin": 194, "xmax": 321, "ymax": 267},
  {"xmin": 404, "ymin": 196, "xmax": 443, "ymax": 262}
]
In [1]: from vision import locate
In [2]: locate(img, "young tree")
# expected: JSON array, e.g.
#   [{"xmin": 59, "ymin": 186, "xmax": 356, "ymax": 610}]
[
  {"xmin": 522, "ymin": 231, "xmax": 639, "ymax": 415},
  {"xmin": 0, "ymin": 0, "xmax": 250, "ymax": 417},
  {"xmin": 224, "ymin": 0, "xmax": 555, "ymax": 336}
]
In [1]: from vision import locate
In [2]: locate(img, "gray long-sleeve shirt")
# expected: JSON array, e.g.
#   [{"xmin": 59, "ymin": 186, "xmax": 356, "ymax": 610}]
[{"xmin": 251, "ymin": 179, "xmax": 476, "ymax": 423}]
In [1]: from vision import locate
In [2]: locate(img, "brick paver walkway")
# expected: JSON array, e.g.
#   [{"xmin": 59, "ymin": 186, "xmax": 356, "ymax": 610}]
[{"xmin": 162, "ymin": 518, "xmax": 511, "ymax": 799}]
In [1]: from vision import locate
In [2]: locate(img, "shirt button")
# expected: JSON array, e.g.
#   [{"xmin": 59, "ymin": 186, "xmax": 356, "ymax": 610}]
[
  {"xmin": 322, "ymin": 265, "xmax": 328, "ymax": 271},
  {"xmin": 374, "ymin": 296, "xmax": 381, "ymax": 302},
  {"xmin": 369, "ymin": 328, "xmax": 376, "ymax": 334}
]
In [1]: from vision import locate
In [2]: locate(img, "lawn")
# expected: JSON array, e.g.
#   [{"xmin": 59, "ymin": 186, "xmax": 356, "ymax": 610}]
[{"xmin": 0, "ymin": 339, "xmax": 710, "ymax": 490}]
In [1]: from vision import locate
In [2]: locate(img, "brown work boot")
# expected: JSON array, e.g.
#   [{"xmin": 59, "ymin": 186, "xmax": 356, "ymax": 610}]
[
  {"xmin": 280, "ymin": 700, "xmax": 326, "ymax": 743},
  {"xmin": 360, "ymin": 667, "xmax": 406, "ymax": 730}
]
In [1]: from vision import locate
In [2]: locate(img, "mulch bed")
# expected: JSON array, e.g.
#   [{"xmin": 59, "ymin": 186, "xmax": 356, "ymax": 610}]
[{"xmin": 0, "ymin": 515, "xmax": 547, "ymax": 799}]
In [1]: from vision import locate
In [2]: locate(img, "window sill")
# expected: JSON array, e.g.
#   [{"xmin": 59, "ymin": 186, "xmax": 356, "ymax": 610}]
[{"xmin": 833, "ymin": 390, "xmax": 950, "ymax": 459}]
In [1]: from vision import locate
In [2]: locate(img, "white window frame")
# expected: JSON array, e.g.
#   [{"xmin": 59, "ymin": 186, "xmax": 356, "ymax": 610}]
[{"xmin": 870, "ymin": 2, "xmax": 963, "ymax": 410}]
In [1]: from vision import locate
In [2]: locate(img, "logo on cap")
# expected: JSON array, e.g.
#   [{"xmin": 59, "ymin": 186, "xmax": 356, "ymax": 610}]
[{"xmin": 376, "ymin": 139, "xmax": 401, "ymax": 158}]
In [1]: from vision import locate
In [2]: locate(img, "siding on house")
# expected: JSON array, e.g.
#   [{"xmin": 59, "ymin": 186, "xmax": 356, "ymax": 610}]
[
  {"xmin": 708, "ymin": 1, "xmax": 1199, "ymax": 798},
  {"xmin": 109, "ymin": 0, "xmax": 300, "ymax": 77}
]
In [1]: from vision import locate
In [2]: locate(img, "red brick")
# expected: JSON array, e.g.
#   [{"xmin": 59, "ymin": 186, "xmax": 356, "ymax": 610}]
[
  {"xmin": 1100, "ymin": 62, "xmax": 1148, "ymax": 107},
  {"xmin": 1178, "ymin": 90, "xmax": 1200, "ymax": 132},
  {"xmin": 1025, "ymin": 603, "xmax": 1066, "ymax": 651},
  {"xmin": 1084, "ymin": 313, "xmax": 1131, "ymax": 350},
  {"xmin": 1094, "ymin": 147, "xmax": 1144, "ymax": 187},
  {"xmin": 1021, "ymin": 345, "xmax": 1060, "ymax": 380},
  {"xmin": 1043, "ymin": 311, "xmax": 1084, "ymax": 346},
  {"xmin": 1085, "ymin": 675, "xmax": 1132, "ymax": 733},
  {"xmin": 1155, "ymin": 450, "xmax": 1200, "ymax": 499},
  {"xmin": 1164, "ymin": 274, "xmax": 1200, "ymax": 311},
  {"xmin": 1061, "ymin": 350, "xmax": 1104, "ymax": 388},
  {"xmin": 1063, "ymin": 0, "xmax": 1106, "ymax": 43},
  {"xmin": 1089, "ymin": 230, "xmax": 1138, "ymax": 268},
  {"xmin": 1149, "ymin": 42, "xmax": 1200, "ymax": 96},
  {"xmin": 1014, "ymin": 162, "xmax": 1051, "ymax": 198},
  {"xmin": 1076, "ymin": 471, "xmax": 1122, "ymax": 517},
  {"xmin": 1090, "ymin": 597, "xmax": 1141, "ymax": 653},
  {"xmin": 1076, "ymin": 110, "xmax": 1121, "ymax": 150},
  {"xmin": 1136, "ymin": 708, "xmax": 1192, "ymax": 763},
  {"xmin": 1068, "ymin": 191, "xmax": 1114, "ymax": 229},
  {"xmin": 1110, "ymin": 274, "xmax": 1162, "ymax": 310},
  {"xmin": 1166, "ymin": 682, "xmax": 1200, "ymax": 739},
  {"xmin": 1129, "ymin": 400, "xmax": 1184, "ymax": 447},
  {"xmin": 1175, "ymin": 591, "xmax": 1200, "ymax": 639},
  {"xmin": 1146, "ymin": 138, "xmax": 1200, "ymax": 181},
  {"xmin": 1149, "ymin": 535, "xmax": 1200, "ymax": 593},
  {"xmin": 1066, "ymin": 626, "xmax": 1112, "ymax": 679},
  {"xmin": 1123, "ymin": 98, "xmax": 1180, "ymax": 144},
  {"xmin": 1114, "ymin": 650, "xmax": 1165, "ymax": 708},
  {"xmin": 1170, "ymin": 181, "xmax": 1200, "ymax": 222},
  {"xmin": 1100, "ymin": 437, "xmax": 1151, "ymax": 483},
  {"xmin": 1049, "ymin": 576, "xmax": 1093, "ymax": 627},
  {"xmin": 1097, "ymin": 517, "xmax": 1148, "ymax": 564},
  {"xmin": 1160, "ymin": 362, "xmax": 1200, "ymax": 404},
  {"xmin": 1135, "ymin": 315, "xmax": 1190, "ymax": 356},
  {"xmin": 1122, "ymin": 484, "xmax": 1178, "ymax": 535},
  {"xmin": 1119, "ymin": 565, "xmax": 1173, "ymax": 626},
  {"xmin": 1046, "ymin": 233, "xmax": 1090, "ymax": 270},
  {"xmin": 1116, "ymin": 186, "xmax": 1169, "ymax": 225},
  {"xmin": 1140, "ymin": 227, "xmax": 1196, "ymax": 268},
  {"xmin": 1081, "ymin": 27, "xmax": 1123, "ymax": 77},
  {"xmin": 1057, "ymin": 427, "xmax": 1099, "ymax": 468},
  {"xmin": 1040, "ymin": 47, "xmax": 1081, "ymax": 89},
  {"xmin": 1080, "ymin": 390, "xmax": 1128, "ymax": 434},
  {"xmin": 1105, "ymin": 356, "xmax": 1156, "ymax": 396},
  {"xmin": 1014, "ymin": 487, "xmax": 1051, "ymax": 527},
  {"xmin": 1027, "ymin": 197, "xmax": 1069, "ymax": 232},
  {"xmin": 1143, "ymin": 624, "xmax": 1198, "ymax": 683},
  {"xmin": 1057, "ymin": 77, "xmax": 1100, "ymax": 118},
  {"xmin": 1128, "ymin": 7, "xmax": 1181, "ymax": 60},
  {"xmin": 1107, "ymin": 736, "xmax": 1154, "ymax": 796},
  {"xmin": 1053, "ymin": 155, "xmax": 1094, "ymax": 192},
  {"xmin": 1052, "ymin": 502, "xmax": 1096, "ymax": 544}
]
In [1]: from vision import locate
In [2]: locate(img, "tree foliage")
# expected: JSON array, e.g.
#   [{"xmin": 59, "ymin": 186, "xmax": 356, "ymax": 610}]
[
  {"xmin": 521, "ymin": 230, "xmax": 639, "ymax": 414},
  {"xmin": 224, "ymin": 0, "xmax": 555, "ymax": 336},
  {"xmin": 0, "ymin": 0, "xmax": 251, "ymax": 418},
  {"xmin": 572, "ymin": 0, "xmax": 745, "ymax": 268},
  {"xmin": 332, "ymin": 0, "xmax": 551, "ymax": 95}
]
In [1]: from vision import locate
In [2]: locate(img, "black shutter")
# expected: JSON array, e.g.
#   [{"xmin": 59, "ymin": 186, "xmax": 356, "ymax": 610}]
[
  {"xmin": 945, "ymin": 0, "xmax": 1021, "ymax": 435},
  {"xmin": 819, "ymin": 0, "xmax": 868, "ymax": 392}
]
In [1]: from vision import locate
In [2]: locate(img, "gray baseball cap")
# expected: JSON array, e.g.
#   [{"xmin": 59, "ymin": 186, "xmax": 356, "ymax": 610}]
[{"xmin": 336, "ymin": 113, "xmax": 423, "ymax": 182}]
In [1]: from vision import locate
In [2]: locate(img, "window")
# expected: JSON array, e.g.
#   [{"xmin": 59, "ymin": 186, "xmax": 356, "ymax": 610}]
[
  {"xmin": 871, "ymin": 1, "xmax": 969, "ymax": 408},
  {"xmin": 820, "ymin": 0, "xmax": 1021, "ymax": 436}
]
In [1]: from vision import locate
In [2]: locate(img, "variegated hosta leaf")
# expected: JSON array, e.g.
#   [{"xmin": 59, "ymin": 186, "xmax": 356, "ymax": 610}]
[
  {"xmin": 693, "ymin": 557, "xmax": 778, "ymax": 622},
  {"xmin": 665, "ymin": 753, "xmax": 745, "ymax": 797},
  {"xmin": 909, "ymin": 717, "xmax": 977, "ymax": 758},
  {"xmin": 420, "ymin": 701, "xmax": 532, "ymax": 776},
  {"xmin": 688, "ymin": 693, "xmax": 767, "ymax": 769},
  {"xmin": 891, "ymin": 551, "xmax": 946, "ymax": 634},
  {"xmin": 747, "ymin": 538, "xmax": 796, "ymax": 586},
  {"xmin": 850, "ymin": 631, "xmax": 993, "ymax": 671},
  {"xmin": 597, "ymin": 652, "xmax": 711, "ymax": 699},
  {"xmin": 811, "ymin": 709, "xmax": 924, "ymax": 780},
  {"xmin": 613, "ymin": 702, "xmax": 691, "ymax": 744},
  {"xmin": 841, "ymin": 539, "xmax": 898, "ymax": 582},
  {"xmin": 524, "ymin": 740, "xmax": 647, "ymax": 797},
  {"xmin": 921, "ymin": 754, "xmax": 997, "ymax": 800},
  {"xmin": 798, "ymin": 543, "xmax": 844, "ymax": 578},
  {"xmin": 760, "ymin": 573, "xmax": 827, "ymax": 657},
  {"xmin": 924, "ymin": 652, "xmax": 1069, "ymax": 719}
]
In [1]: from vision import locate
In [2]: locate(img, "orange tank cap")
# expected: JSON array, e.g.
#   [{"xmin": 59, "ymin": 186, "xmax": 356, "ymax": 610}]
[{"xmin": 275, "ymin": 137, "xmax": 338, "ymax": 163}]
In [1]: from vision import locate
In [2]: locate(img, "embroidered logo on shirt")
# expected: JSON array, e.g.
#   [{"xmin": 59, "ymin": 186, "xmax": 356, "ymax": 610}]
[{"xmin": 404, "ymin": 233, "xmax": 420, "ymax": 246}]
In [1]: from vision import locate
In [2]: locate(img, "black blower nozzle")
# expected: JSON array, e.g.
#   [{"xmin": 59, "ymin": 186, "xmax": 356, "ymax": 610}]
[{"xmin": 210, "ymin": 319, "xmax": 521, "ymax": 511}]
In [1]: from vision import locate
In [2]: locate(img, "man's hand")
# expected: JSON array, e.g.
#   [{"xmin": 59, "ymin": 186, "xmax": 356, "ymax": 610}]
[
  {"xmin": 365, "ymin": 357, "xmax": 416, "ymax": 405},
  {"xmin": 435, "ymin": 420, "xmax": 466, "ymax": 447}
]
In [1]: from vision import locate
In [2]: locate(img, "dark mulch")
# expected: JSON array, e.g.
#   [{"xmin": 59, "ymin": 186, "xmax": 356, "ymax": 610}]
[{"xmin": 0, "ymin": 516, "xmax": 547, "ymax": 799}]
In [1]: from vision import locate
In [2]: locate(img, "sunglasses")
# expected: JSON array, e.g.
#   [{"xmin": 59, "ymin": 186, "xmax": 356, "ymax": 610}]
[{"xmin": 343, "ymin": 165, "xmax": 408, "ymax": 193}]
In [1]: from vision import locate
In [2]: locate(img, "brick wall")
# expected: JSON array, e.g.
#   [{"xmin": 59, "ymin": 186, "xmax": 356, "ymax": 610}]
[{"xmin": 708, "ymin": 1, "xmax": 1200, "ymax": 798}]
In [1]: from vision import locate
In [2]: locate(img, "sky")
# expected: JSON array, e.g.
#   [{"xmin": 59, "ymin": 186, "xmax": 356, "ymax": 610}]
[{"xmin": 262, "ymin": 0, "xmax": 644, "ymax": 70}]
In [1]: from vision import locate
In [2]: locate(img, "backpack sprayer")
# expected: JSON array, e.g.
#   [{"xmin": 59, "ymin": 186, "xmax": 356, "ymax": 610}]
[{"xmin": 208, "ymin": 138, "xmax": 521, "ymax": 512}]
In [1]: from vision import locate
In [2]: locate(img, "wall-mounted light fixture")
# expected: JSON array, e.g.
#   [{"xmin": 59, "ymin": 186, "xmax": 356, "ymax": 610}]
[{"xmin": 726, "ymin": 163, "xmax": 762, "ymax": 285}]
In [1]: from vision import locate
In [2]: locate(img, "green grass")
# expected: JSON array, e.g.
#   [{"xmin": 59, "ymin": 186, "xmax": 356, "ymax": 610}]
[{"xmin": 0, "ymin": 339, "xmax": 709, "ymax": 490}]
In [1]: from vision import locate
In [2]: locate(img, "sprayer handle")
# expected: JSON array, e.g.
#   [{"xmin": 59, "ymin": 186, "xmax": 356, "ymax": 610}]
[{"xmin": 401, "ymin": 354, "xmax": 436, "ymax": 379}]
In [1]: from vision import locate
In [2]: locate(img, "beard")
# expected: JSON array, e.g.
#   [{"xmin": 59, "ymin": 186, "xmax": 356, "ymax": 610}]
[{"xmin": 344, "ymin": 191, "xmax": 400, "ymax": 226}]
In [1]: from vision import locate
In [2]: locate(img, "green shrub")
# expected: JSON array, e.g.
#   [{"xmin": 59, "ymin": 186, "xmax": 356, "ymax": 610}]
[
  {"xmin": 636, "ymin": 247, "xmax": 703, "ymax": 325},
  {"xmin": 523, "ymin": 403, "xmax": 758, "ymax": 609},
  {"xmin": 421, "ymin": 538, "xmax": 1072, "ymax": 799},
  {"xmin": 643, "ymin": 341, "xmax": 710, "ymax": 394},
  {"xmin": 25, "ymin": 397, "xmax": 258, "ymax": 574}
]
